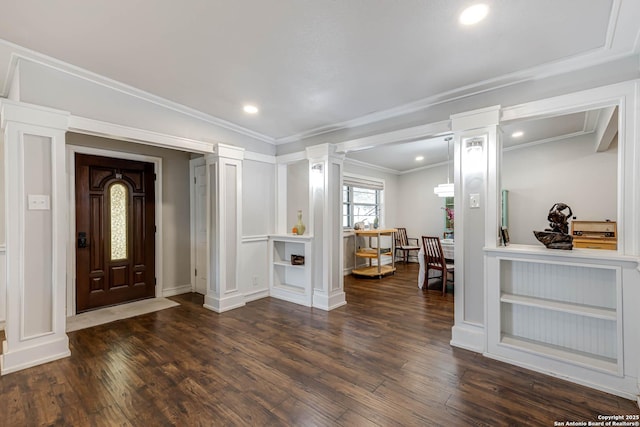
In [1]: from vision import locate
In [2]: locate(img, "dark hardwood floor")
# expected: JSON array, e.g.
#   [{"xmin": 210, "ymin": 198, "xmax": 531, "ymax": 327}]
[{"xmin": 0, "ymin": 263, "xmax": 638, "ymax": 426}]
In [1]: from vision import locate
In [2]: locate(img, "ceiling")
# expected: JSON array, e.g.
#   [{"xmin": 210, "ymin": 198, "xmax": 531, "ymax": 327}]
[{"xmin": 0, "ymin": 1, "xmax": 638, "ymax": 154}]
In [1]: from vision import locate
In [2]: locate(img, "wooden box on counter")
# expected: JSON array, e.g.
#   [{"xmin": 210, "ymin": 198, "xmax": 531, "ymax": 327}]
[{"xmin": 571, "ymin": 220, "xmax": 617, "ymax": 250}]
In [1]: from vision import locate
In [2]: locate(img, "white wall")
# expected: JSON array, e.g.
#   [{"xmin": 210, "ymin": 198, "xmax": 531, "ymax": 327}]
[
  {"xmin": 396, "ymin": 163, "xmax": 451, "ymax": 242},
  {"xmin": 242, "ymin": 160, "xmax": 275, "ymax": 237},
  {"xmin": 66, "ymin": 133, "xmax": 192, "ymax": 292},
  {"xmin": 287, "ymin": 160, "xmax": 310, "ymax": 233},
  {"xmin": 502, "ymin": 134, "xmax": 618, "ymax": 245}
]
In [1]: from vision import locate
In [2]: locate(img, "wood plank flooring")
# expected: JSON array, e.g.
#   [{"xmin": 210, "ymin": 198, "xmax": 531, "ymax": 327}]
[{"xmin": 0, "ymin": 263, "xmax": 638, "ymax": 426}]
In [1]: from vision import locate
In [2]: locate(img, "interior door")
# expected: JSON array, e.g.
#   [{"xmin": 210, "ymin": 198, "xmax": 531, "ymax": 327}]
[
  {"xmin": 194, "ymin": 164, "xmax": 208, "ymax": 294},
  {"xmin": 75, "ymin": 153, "xmax": 156, "ymax": 313}
]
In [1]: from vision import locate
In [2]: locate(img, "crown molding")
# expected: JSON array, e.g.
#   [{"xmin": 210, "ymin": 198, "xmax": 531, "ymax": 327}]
[
  {"xmin": 0, "ymin": 41, "xmax": 276, "ymax": 145},
  {"xmin": 343, "ymin": 158, "xmax": 399, "ymax": 175},
  {"xmin": 502, "ymin": 131, "xmax": 592, "ymax": 153}
]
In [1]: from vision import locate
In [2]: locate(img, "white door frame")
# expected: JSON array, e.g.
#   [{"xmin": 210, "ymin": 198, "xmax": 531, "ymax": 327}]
[
  {"xmin": 66, "ymin": 144, "xmax": 163, "ymax": 317},
  {"xmin": 189, "ymin": 156, "xmax": 206, "ymax": 294}
]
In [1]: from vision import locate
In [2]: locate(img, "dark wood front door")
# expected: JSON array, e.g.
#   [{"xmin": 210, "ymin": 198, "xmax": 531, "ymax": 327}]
[{"xmin": 75, "ymin": 153, "xmax": 156, "ymax": 313}]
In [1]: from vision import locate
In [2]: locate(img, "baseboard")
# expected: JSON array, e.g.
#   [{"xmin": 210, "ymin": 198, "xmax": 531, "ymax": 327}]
[
  {"xmin": 450, "ymin": 322, "xmax": 485, "ymax": 353},
  {"xmin": 1, "ymin": 335, "xmax": 70, "ymax": 375},
  {"xmin": 244, "ymin": 288, "xmax": 269, "ymax": 303},
  {"xmin": 483, "ymin": 351, "xmax": 639, "ymax": 402},
  {"xmin": 204, "ymin": 292, "xmax": 246, "ymax": 313},
  {"xmin": 162, "ymin": 284, "xmax": 192, "ymax": 297},
  {"xmin": 313, "ymin": 291, "xmax": 347, "ymax": 311}
]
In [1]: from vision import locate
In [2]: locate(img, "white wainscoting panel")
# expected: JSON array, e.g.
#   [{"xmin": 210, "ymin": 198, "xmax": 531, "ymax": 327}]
[
  {"xmin": 0, "ymin": 245, "xmax": 5, "ymax": 330},
  {"xmin": 240, "ymin": 236, "xmax": 270, "ymax": 302}
]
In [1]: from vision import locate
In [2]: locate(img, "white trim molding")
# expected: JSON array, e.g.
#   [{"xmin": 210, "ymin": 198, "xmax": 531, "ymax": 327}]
[
  {"xmin": 68, "ymin": 116, "xmax": 216, "ymax": 154},
  {"xmin": 451, "ymin": 322, "xmax": 486, "ymax": 353}
]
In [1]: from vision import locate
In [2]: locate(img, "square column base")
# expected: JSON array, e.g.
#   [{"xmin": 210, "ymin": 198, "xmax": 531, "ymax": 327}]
[
  {"xmin": 1, "ymin": 335, "xmax": 70, "ymax": 375},
  {"xmin": 203, "ymin": 293, "xmax": 246, "ymax": 313},
  {"xmin": 313, "ymin": 291, "xmax": 346, "ymax": 311}
]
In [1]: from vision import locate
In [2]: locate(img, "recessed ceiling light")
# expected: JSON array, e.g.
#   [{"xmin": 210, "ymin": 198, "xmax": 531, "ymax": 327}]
[
  {"xmin": 415, "ymin": 156, "xmax": 424, "ymax": 161},
  {"xmin": 243, "ymin": 105, "xmax": 259, "ymax": 114},
  {"xmin": 511, "ymin": 131, "xmax": 524, "ymax": 138},
  {"xmin": 459, "ymin": 4, "xmax": 489, "ymax": 26}
]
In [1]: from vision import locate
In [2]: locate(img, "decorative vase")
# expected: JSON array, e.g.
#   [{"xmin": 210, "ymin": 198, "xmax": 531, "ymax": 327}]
[
  {"xmin": 373, "ymin": 217, "xmax": 379, "ymax": 229},
  {"xmin": 296, "ymin": 210, "xmax": 306, "ymax": 235}
]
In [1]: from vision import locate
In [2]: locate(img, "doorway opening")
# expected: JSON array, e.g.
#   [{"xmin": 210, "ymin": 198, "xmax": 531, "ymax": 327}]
[{"xmin": 75, "ymin": 153, "xmax": 156, "ymax": 312}]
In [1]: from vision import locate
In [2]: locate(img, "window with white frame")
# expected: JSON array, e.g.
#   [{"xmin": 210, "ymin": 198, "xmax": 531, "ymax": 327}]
[{"xmin": 343, "ymin": 174, "xmax": 384, "ymax": 228}]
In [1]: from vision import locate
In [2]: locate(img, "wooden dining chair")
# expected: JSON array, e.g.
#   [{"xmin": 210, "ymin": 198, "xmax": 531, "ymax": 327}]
[
  {"xmin": 394, "ymin": 227, "xmax": 420, "ymax": 263},
  {"xmin": 421, "ymin": 236, "xmax": 455, "ymax": 295}
]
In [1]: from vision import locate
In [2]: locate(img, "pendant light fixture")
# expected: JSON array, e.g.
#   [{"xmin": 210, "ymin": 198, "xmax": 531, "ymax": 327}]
[{"xmin": 433, "ymin": 136, "xmax": 454, "ymax": 198}]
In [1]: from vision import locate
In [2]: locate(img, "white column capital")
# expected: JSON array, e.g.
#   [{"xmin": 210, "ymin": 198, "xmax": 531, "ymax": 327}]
[
  {"xmin": 209, "ymin": 143, "xmax": 245, "ymax": 161},
  {"xmin": 305, "ymin": 143, "xmax": 343, "ymax": 162},
  {"xmin": 1, "ymin": 100, "xmax": 70, "ymax": 131},
  {"xmin": 451, "ymin": 105, "xmax": 500, "ymax": 132}
]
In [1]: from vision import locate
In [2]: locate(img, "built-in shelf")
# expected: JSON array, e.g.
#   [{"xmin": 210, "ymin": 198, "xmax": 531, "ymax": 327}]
[
  {"xmin": 269, "ymin": 235, "xmax": 313, "ymax": 307},
  {"xmin": 486, "ymin": 252, "xmax": 627, "ymax": 384},
  {"xmin": 273, "ymin": 260, "xmax": 305, "ymax": 269},
  {"xmin": 500, "ymin": 334, "xmax": 618, "ymax": 373},
  {"xmin": 500, "ymin": 293, "xmax": 616, "ymax": 321}
]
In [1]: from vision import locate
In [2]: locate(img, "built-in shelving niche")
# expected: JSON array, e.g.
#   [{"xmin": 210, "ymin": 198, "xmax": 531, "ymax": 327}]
[
  {"xmin": 493, "ymin": 257, "xmax": 622, "ymax": 376},
  {"xmin": 269, "ymin": 235, "xmax": 313, "ymax": 307}
]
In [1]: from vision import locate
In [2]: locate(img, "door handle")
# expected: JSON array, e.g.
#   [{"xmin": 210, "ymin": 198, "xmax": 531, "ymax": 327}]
[{"xmin": 78, "ymin": 232, "xmax": 88, "ymax": 248}]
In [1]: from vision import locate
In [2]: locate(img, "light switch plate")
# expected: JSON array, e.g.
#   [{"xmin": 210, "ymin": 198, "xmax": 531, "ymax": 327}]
[
  {"xmin": 470, "ymin": 193, "xmax": 480, "ymax": 209},
  {"xmin": 28, "ymin": 194, "xmax": 50, "ymax": 210}
]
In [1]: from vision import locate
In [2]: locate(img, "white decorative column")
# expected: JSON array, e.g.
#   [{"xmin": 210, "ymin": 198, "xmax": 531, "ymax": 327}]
[
  {"xmin": 203, "ymin": 143, "xmax": 245, "ymax": 313},
  {"xmin": 306, "ymin": 144, "xmax": 346, "ymax": 311},
  {"xmin": 0, "ymin": 100, "xmax": 70, "ymax": 374},
  {"xmin": 449, "ymin": 105, "xmax": 501, "ymax": 353}
]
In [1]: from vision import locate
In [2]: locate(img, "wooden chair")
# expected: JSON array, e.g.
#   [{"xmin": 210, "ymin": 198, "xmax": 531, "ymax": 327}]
[
  {"xmin": 394, "ymin": 227, "xmax": 420, "ymax": 263},
  {"xmin": 421, "ymin": 236, "xmax": 455, "ymax": 295}
]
